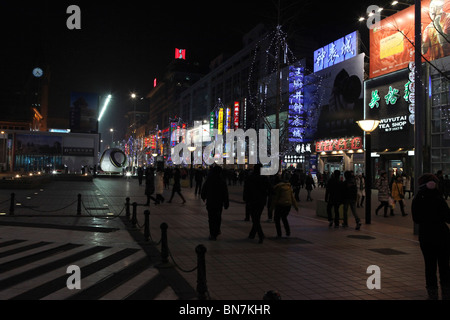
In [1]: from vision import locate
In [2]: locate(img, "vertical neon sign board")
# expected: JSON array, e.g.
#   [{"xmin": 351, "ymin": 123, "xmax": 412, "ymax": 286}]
[
  {"xmin": 218, "ymin": 108, "xmax": 224, "ymax": 134},
  {"xmin": 170, "ymin": 122, "xmax": 177, "ymax": 147},
  {"xmin": 210, "ymin": 112, "xmax": 215, "ymax": 137},
  {"xmin": 289, "ymin": 65, "xmax": 305, "ymax": 143},
  {"xmin": 225, "ymin": 108, "xmax": 231, "ymax": 133},
  {"xmin": 234, "ymin": 102, "xmax": 240, "ymax": 129}
]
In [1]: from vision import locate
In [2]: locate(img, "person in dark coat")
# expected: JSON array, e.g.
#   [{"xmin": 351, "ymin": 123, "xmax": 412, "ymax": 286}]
[
  {"xmin": 167, "ymin": 168, "xmax": 186, "ymax": 204},
  {"xmin": 201, "ymin": 165, "xmax": 229, "ymax": 240},
  {"xmin": 412, "ymin": 173, "xmax": 450, "ymax": 300},
  {"xmin": 144, "ymin": 167, "xmax": 158, "ymax": 206},
  {"xmin": 137, "ymin": 166, "xmax": 144, "ymax": 186},
  {"xmin": 342, "ymin": 171, "xmax": 361, "ymax": 230},
  {"xmin": 325, "ymin": 170, "xmax": 344, "ymax": 228},
  {"xmin": 194, "ymin": 167, "xmax": 204, "ymax": 196},
  {"xmin": 305, "ymin": 172, "xmax": 315, "ymax": 201},
  {"xmin": 243, "ymin": 164, "xmax": 270, "ymax": 243}
]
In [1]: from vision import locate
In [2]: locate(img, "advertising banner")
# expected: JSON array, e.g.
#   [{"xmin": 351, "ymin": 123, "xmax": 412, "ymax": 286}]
[
  {"xmin": 369, "ymin": 0, "xmax": 450, "ymax": 78},
  {"xmin": 306, "ymin": 53, "xmax": 365, "ymax": 140},
  {"xmin": 15, "ymin": 134, "xmax": 62, "ymax": 155},
  {"xmin": 69, "ymin": 92, "xmax": 99, "ymax": 133}
]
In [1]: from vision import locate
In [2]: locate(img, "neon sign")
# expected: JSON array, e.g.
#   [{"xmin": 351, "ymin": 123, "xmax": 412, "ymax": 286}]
[
  {"xmin": 175, "ymin": 48, "xmax": 186, "ymax": 60},
  {"xmin": 234, "ymin": 102, "xmax": 240, "ymax": 129},
  {"xmin": 315, "ymin": 137, "xmax": 362, "ymax": 152},
  {"xmin": 289, "ymin": 64, "xmax": 305, "ymax": 143},
  {"xmin": 314, "ymin": 31, "xmax": 359, "ymax": 72}
]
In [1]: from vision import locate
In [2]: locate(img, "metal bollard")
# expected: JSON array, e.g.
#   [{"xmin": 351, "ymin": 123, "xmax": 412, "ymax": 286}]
[
  {"xmin": 144, "ymin": 210, "xmax": 150, "ymax": 241},
  {"xmin": 160, "ymin": 223, "xmax": 169, "ymax": 264},
  {"xmin": 77, "ymin": 194, "xmax": 81, "ymax": 215},
  {"xmin": 196, "ymin": 244, "xmax": 209, "ymax": 300},
  {"xmin": 125, "ymin": 197, "xmax": 130, "ymax": 220},
  {"xmin": 131, "ymin": 202, "xmax": 137, "ymax": 228},
  {"xmin": 9, "ymin": 193, "xmax": 15, "ymax": 216}
]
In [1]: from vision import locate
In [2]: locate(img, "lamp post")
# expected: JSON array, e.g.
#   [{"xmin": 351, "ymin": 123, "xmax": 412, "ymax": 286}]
[
  {"xmin": 188, "ymin": 146, "xmax": 196, "ymax": 169},
  {"xmin": 357, "ymin": 120, "xmax": 380, "ymax": 225}
]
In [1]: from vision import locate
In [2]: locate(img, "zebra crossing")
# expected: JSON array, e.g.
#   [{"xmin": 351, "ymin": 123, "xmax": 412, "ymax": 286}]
[{"xmin": 0, "ymin": 238, "xmax": 179, "ymax": 300}]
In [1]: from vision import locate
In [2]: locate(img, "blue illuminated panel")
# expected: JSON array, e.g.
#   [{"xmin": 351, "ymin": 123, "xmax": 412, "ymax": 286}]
[
  {"xmin": 288, "ymin": 64, "xmax": 305, "ymax": 144},
  {"xmin": 314, "ymin": 31, "xmax": 358, "ymax": 72}
]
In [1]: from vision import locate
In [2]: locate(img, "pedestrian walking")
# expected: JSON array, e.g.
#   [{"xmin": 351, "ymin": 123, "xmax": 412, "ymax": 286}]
[
  {"xmin": 266, "ymin": 175, "xmax": 279, "ymax": 222},
  {"xmin": 403, "ymin": 173, "xmax": 413, "ymax": 199},
  {"xmin": 270, "ymin": 178, "xmax": 298, "ymax": 238},
  {"xmin": 243, "ymin": 164, "xmax": 270, "ymax": 243},
  {"xmin": 305, "ymin": 172, "xmax": 315, "ymax": 201},
  {"xmin": 289, "ymin": 169, "xmax": 301, "ymax": 201},
  {"xmin": 155, "ymin": 165, "xmax": 165, "ymax": 204},
  {"xmin": 325, "ymin": 170, "xmax": 344, "ymax": 228},
  {"xmin": 167, "ymin": 168, "xmax": 186, "ymax": 204},
  {"xmin": 391, "ymin": 175, "xmax": 408, "ymax": 216},
  {"xmin": 412, "ymin": 173, "xmax": 450, "ymax": 300},
  {"xmin": 201, "ymin": 165, "xmax": 229, "ymax": 240},
  {"xmin": 342, "ymin": 171, "xmax": 361, "ymax": 230},
  {"xmin": 356, "ymin": 173, "xmax": 365, "ymax": 207},
  {"xmin": 137, "ymin": 166, "xmax": 144, "ymax": 186},
  {"xmin": 375, "ymin": 171, "xmax": 392, "ymax": 217},
  {"xmin": 163, "ymin": 168, "xmax": 171, "ymax": 189},
  {"xmin": 144, "ymin": 167, "xmax": 158, "ymax": 206},
  {"xmin": 194, "ymin": 167, "xmax": 204, "ymax": 196}
]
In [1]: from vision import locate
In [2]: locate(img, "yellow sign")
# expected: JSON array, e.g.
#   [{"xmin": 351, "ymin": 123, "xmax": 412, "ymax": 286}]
[
  {"xmin": 218, "ymin": 108, "xmax": 224, "ymax": 134},
  {"xmin": 380, "ymin": 32, "xmax": 404, "ymax": 60}
]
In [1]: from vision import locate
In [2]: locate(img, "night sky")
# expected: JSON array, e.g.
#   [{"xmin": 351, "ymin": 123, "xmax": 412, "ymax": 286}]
[{"xmin": 1, "ymin": 0, "xmax": 382, "ymax": 141}]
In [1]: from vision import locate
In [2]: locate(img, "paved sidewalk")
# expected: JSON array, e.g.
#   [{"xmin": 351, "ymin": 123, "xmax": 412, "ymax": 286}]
[{"xmin": 0, "ymin": 176, "xmax": 433, "ymax": 301}]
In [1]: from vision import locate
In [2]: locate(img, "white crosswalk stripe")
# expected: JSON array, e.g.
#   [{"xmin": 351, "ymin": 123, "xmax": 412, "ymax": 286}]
[{"xmin": 0, "ymin": 239, "xmax": 179, "ymax": 300}]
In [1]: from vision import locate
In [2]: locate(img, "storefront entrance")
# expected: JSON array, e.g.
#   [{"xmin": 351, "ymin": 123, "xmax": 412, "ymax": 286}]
[
  {"xmin": 325, "ymin": 156, "xmax": 343, "ymax": 174},
  {"xmin": 388, "ymin": 159, "xmax": 404, "ymax": 176}
]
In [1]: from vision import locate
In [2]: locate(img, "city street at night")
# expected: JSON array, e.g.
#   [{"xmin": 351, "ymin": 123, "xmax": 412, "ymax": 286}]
[{"xmin": 2, "ymin": 0, "xmax": 450, "ymax": 313}]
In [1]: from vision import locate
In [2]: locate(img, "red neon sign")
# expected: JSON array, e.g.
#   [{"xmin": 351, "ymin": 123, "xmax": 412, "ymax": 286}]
[
  {"xmin": 234, "ymin": 102, "xmax": 240, "ymax": 129},
  {"xmin": 175, "ymin": 48, "xmax": 186, "ymax": 60}
]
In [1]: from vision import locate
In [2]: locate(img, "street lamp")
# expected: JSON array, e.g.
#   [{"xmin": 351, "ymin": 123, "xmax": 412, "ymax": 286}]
[
  {"xmin": 131, "ymin": 93, "xmax": 137, "ymax": 133},
  {"xmin": 357, "ymin": 120, "xmax": 380, "ymax": 225},
  {"xmin": 110, "ymin": 128, "xmax": 114, "ymax": 147}
]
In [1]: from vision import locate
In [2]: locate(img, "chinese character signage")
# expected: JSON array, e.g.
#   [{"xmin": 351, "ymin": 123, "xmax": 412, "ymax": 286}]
[
  {"xmin": 365, "ymin": 68, "xmax": 416, "ymax": 150},
  {"xmin": 234, "ymin": 102, "xmax": 240, "ymax": 129},
  {"xmin": 218, "ymin": 108, "xmax": 224, "ymax": 134},
  {"xmin": 314, "ymin": 31, "xmax": 359, "ymax": 72},
  {"xmin": 210, "ymin": 112, "xmax": 215, "ymax": 137},
  {"xmin": 288, "ymin": 64, "xmax": 305, "ymax": 144},
  {"xmin": 315, "ymin": 137, "xmax": 362, "ymax": 152}
]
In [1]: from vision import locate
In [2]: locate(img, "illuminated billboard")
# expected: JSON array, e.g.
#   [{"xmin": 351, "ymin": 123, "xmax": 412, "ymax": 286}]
[
  {"xmin": 288, "ymin": 64, "xmax": 306, "ymax": 143},
  {"xmin": 313, "ymin": 31, "xmax": 359, "ymax": 72},
  {"xmin": 365, "ymin": 68, "xmax": 416, "ymax": 150},
  {"xmin": 369, "ymin": 0, "xmax": 450, "ymax": 78}
]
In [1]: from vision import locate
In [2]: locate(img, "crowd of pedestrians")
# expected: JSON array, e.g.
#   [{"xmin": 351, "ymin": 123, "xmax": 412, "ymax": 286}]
[{"xmin": 131, "ymin": 163, "xmax": 450, "ymax": 300}]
